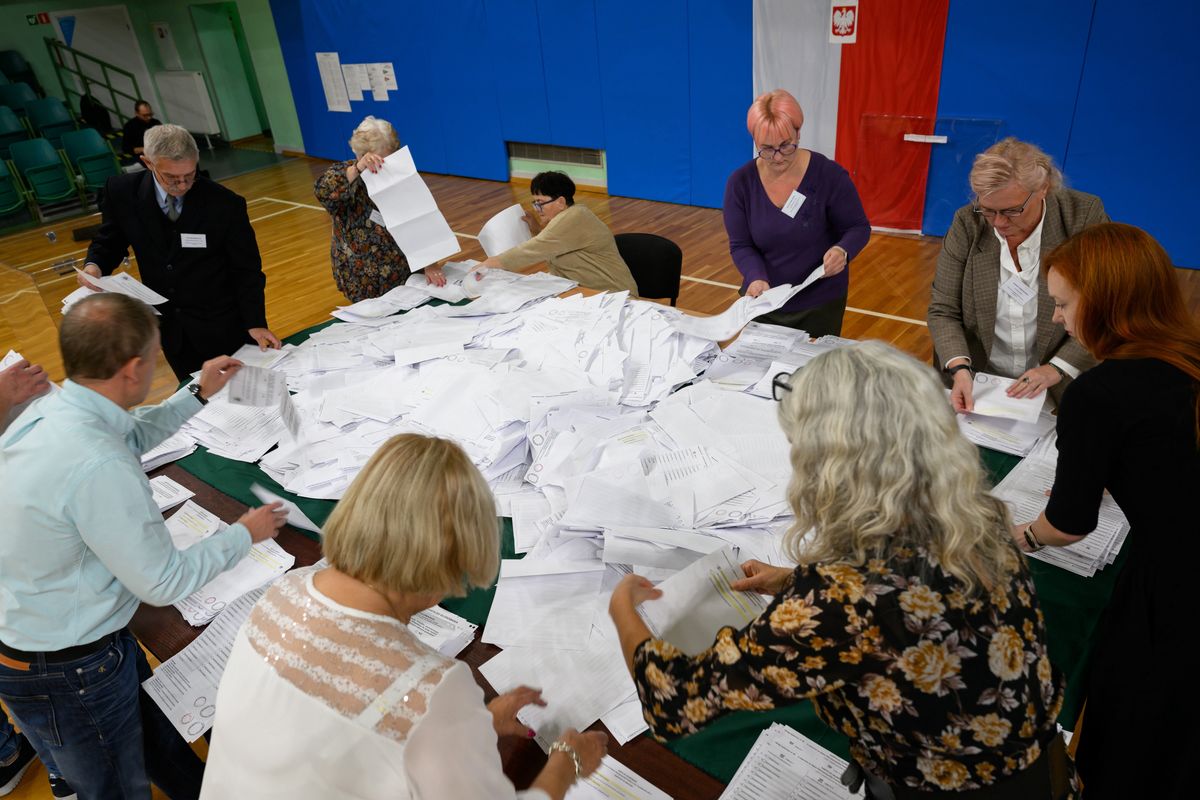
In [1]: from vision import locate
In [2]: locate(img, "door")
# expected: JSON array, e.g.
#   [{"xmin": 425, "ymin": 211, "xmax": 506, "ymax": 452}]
[{"xmin": 190, "ymin": 3, "xmax": 267, "ymax": 142}]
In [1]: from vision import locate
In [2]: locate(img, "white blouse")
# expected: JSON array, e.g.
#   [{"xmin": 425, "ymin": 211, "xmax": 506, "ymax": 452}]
[{"xmin": 199, "ymin": 569, "xmax": 549, "ymax": 800}]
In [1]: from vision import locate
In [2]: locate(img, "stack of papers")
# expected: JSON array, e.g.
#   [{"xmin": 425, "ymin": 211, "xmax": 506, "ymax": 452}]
[
  {"xmin": 140, "ymin": 431, "xmax": 198, "ymax": 471},
  {"xmin": 175, "ymin": 539, "xmax": 295, "ymax": 626},
  {"xmin": 150, "ymin": 475, "xmax": 194, "ymax": 512},
  {"xmin": 720, "ymin": 723, "xmax": 860, "ymax": 799},
  {"xmin": 181, "ymin": 397, "xmax": 285, "ymax": 463},
  {"xmin": 565, "ymin": 756, "xmax": 672, "ymax": 800},
  {"xmin": 969, "ymin": 372, "xmax": 1047, "ymax": 424},
  {"xmin": 408, "ymin": 606, "xmax": 477, "ymax": 658},
  {"xmin": 668, "ymin": 283, "xmax": 808, "ymax": 341},
  {"xmin": 992, "ymin": 433, "xmax": 1129, "ymax": 576},
  {"xmin": 956, "ymin": 409, "xmax": 1056, "ymax": 457},
  {"xmin": 360, "ymin": 146, "xmax": 460, "ymax": 270}
]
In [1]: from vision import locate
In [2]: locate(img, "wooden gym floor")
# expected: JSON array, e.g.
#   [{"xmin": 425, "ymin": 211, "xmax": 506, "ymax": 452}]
[{"xmin": 2, "ymin": 154, "xmax": 1199, "ymax": 406}]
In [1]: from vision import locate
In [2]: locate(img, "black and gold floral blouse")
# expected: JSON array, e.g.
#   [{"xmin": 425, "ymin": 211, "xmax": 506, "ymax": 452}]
[
  {"xmin": 314, "ymin": 160, "xmax": 410, "ymax": 303},
  {"xmin": 632, "ymin": 546, "xmax": 1068, "ymax": 793}
]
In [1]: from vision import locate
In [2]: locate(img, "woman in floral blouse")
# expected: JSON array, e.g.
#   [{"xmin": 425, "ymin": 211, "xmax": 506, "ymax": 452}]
[
  {"xmin": 314, "ymin": 116, "xmax": 444, "ymax": 302},
  {"xmin": 610, "ymin": 341, "xmax": 1072, "ymax": 798}
]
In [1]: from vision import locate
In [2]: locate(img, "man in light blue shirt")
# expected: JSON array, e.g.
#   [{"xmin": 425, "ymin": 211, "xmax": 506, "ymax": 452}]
[{"xmin": 0, "ymin": 293, "xmax": 287, "ymax": 799}]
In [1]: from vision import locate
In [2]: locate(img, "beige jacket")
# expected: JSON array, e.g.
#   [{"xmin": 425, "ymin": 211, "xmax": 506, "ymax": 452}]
[
  {"xmin": 927, "ymin": 188, "xmax": 1108, "ymax": 400},
  {"xmin": 495, "ymin": 204, "xmax": 638, "ymax": 295}
]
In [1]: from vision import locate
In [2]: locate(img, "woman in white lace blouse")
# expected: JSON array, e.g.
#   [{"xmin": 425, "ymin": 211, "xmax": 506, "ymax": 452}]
[{"xmin": 200, "ymin": 434, "xmax": 606, "ymax": 799}]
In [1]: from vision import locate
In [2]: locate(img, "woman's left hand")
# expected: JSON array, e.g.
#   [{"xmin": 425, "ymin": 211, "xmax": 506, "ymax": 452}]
[
  {"xmin": 424, "ymin": 266, "xmax": 446, "ymax": 287},
  {"xmin": 487, "ymin": 685, "xmax": 546, "ymax": 738},
  {"xmin": 1006, "ymin": 364, "xmax": 1062, "ymax": 399},
  {"xmin": 821, "ymin": 245, "xmax": 849, "ymax": 277}
]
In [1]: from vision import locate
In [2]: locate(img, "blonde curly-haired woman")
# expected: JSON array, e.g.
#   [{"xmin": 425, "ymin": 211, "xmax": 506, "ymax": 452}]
[{"xmin": 609, "ymin": 341, "xmax": 1072, "ymax": 798}]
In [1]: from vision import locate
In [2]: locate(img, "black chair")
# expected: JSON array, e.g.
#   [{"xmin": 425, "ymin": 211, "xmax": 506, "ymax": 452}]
[{"xmin": 614, "ymin": 232, "xmax": 682, "ymax": 306}]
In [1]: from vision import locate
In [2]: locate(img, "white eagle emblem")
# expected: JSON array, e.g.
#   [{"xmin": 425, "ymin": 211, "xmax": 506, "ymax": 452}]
[{"xmin": 832, "ymin": 8, "xmax": 856, "ymax": 36}]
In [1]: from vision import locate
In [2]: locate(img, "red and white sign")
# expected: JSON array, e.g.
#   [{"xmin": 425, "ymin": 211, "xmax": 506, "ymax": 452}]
[
  {"xmin": 830, "ymin": 0, "xmax": 858, "ymax": 44},
  {"xmin": 36, "ymin": 12, "xmax": 50, "ymax": 24}
]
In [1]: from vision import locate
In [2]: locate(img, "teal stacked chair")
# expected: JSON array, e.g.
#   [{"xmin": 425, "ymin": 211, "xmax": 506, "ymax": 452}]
[
  {"xmin": 0, "ymin": 82, "xmax": 36, "ymax": 117},
  {"xmin": 62, "ymin": 128, "xmax": 119, "ymax": 192},
  {"xmin": 0, "ymin": 72, "xmax": 9, "ymax": 85},
  {"xmin": 0, "ymin": 158, "xmax": 31, "ymax": 220},
  {"xmin": 26, "ymin": 97, "xmax": 76, "ymax": 147},
  {"xmin": 0, "ymin": 51, "xmax": 41, "ymax": 95},
  {"xmin": 0, "ymin": 105, "xmax": 29, "ymax": 160},
  {"xmin": 9, "ymin": 137, "xmax": 82, "ymax": 218}
]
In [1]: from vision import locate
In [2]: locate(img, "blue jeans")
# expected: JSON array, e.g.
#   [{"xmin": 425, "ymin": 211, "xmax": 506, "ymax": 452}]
[
  {"xmin": 1, "ymin": 710, "xmax": 61, "ymax": 775},
  {"xmin": 0, "ymin": 630, "xmax": 204, "ymax": 800}
]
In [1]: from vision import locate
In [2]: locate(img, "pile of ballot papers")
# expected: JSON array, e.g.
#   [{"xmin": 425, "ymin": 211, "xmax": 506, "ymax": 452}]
[
  {"xmin": 720, "ymin": 723, "xmax": 861, "ymax": 799},
  {"xmin": 992, "ymin": 434, "xmax": 1129, "ymax": 576}
]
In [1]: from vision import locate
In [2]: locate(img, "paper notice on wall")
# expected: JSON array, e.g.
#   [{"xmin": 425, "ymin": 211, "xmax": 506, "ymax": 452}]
[
  {"xmin": 340, "ymin": 64, "xmax": 363, "ymax": 102},
  {"xmin": 315, "ymin": 52, "xmax": 351, "ymax": 112},
  {"xmin": 366, "ymin": 63, "xmax": 390, "ymax": 101},
  {"xmin": 830, "ymin": 0, "xmax": 858, "ymax": 44},
  {"xmin": 378, "ymin": 62, "xmax": 397, "ymax": 89}
]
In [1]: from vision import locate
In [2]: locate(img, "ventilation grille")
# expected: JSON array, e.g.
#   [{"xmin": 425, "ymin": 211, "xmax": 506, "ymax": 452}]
[{"xmin": 506, "ymin": 141, "xmax": 604, "ymax": 167}]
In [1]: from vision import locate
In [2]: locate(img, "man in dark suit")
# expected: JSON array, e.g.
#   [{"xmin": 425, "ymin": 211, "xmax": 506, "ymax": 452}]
[{"xmin": 81, "ymin": 124, "xmax": 280, "ymax": 379}]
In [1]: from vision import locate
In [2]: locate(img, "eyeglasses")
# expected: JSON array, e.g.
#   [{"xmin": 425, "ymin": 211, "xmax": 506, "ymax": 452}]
[
  {"xmin": 973, "ymin": 190, "xmax": 1034, "ymax": 220},
  {"xmin": 771, "ymin": 371, "xmax": 793, "ymax": 401},
  {"xmin": 149, "ymin": 162, "xmax": 197, "ymax": 187},
  {"xmin": 756, "ymin": 142, "xmax": 799, "ymax": 161},
  {"xmin": 531, "ymin": 197, "xmax": 557, "ymax": 212}
]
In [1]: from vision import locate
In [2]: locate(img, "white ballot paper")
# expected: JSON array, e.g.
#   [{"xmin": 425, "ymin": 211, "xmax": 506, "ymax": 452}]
[
  {"xmin": 174, "ymin": 539, "xmax": 294, "ymax": 626},
  {"xmin": 669, "ymin": 283, "xmax": 807, "ymax": 341},
  {"xmin": 565, "ymin": 755, "xmax": 672, "ymax": 800},
  {"xmin": 970, "ymin": 372, "xmax": 1047, "ymax": 424},
  {"xmin": 720, "ymin": 723, "xmax": 860, "ymax": 800},
  {"xmin": 150, "ymin": 475, "xmax": 194, "ymax": 512},
  {"xmin": 251, "ymin": 483, "xmax": 322, "ymax": 535},
  {"xmin": 408, "ymin": 606, "xmax": 477, "ymax": 658},
  {"xmin": 230, "ymin": 343, "xmax": 289, "ymax": 370},
  {"xmin": 478, "ymin": 203, "xmax": 532, "ymax": 257},
  {"xmin": 74, "ymin": 268, "xmax": 169, "ymax": 305},
  {"xmin": 637, "ymin": 547, "xmax": 766, "ymax": 656},
  {"xmin": 226, "ymin": 365, "xmax": 287, "ymax": 406},
  {"xmin": 165, "ymin": 500, "xmax": 223, "ymax": 550},
  {"xmin": 315, "ymin": 52, "xmax": 351, "ymax": 112},
  {"xmin": 360, "ymin": 146, "xmax": 460, "ymax": 270},
  {"xmin": 144, "ymin": 586, "xmax": 266, "ymax": 742}
]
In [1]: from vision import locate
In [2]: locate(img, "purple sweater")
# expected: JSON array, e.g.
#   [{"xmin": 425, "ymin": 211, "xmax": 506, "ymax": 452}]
[{"xmin": 723, "ymin": 152, "xmax": 870, "ymax": 312}]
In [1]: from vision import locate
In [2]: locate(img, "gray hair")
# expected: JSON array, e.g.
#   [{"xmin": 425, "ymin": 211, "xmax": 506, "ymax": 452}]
[
  {"xmin": 144, "ymin": 124, "xmax": 199, "ymax": 162},
  {"xmin": 969, "ymin": 137, "xmax": 1063, "ymax": 198},
  {"xmin": 777, "ymin": 341, "xmax": 1020, "ymax": 597},
  {"xmin": 348, "ymin": 116, "xmax": 400, "ymax": 158}
]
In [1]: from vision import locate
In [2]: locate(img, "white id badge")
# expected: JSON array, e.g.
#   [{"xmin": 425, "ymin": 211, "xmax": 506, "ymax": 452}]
[
  {"xmin": 369, "ymin": 210, "xmax": 385, "ymax": 227},
  {"xmin": 180, "ymin": 233, "xmax": 207, "ymax": 248},
  {"xmin": 781, "ymin": 190, "xmax": 806, "ymax": 218},
  {"xmin": 1000, "ymin": 275, "xmax": 1037, "ymax": 305}
]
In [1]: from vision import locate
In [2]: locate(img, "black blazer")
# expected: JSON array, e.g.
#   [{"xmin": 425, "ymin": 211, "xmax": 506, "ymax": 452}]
[{"xmin": 86, "ymin": 171, "xmax": 268, "ymax": 364}]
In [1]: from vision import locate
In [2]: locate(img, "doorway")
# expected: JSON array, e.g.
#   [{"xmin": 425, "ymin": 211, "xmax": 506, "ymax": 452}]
[
  {"xmin": 50, "ymin": 5, "xmax": 160, "ymax": 120},
  {"xmin": 189, "ymin": 2, "xmax": 270, "ymax": 143}
]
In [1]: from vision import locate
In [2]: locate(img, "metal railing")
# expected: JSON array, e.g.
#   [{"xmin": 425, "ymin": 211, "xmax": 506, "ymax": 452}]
[{"xmin": 44, "ymin": 37, "xmax": 144, "ymax": 125}]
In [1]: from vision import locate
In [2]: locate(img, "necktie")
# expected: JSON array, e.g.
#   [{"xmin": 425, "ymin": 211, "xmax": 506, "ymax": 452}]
[{"xmin": 167, "ymin": 195, "xmax": 180, "ymax": 222}]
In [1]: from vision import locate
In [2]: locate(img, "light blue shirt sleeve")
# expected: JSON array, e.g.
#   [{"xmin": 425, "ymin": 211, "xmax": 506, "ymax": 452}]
[
  {"xmin": 125, "ymin": 387, "xmax": 201, "ymax": 456},
  {"xmin": 68, "ymin": 456, "xmax": 251, "ymax": 606}
]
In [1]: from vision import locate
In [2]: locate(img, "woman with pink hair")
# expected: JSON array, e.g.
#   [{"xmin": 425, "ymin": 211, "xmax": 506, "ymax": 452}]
[{"xmin": 723, "ymin": 90, "xmax": 870, "ymax": 336}]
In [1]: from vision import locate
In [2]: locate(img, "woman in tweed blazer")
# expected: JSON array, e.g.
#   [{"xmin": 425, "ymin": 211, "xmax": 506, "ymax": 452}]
[{"xmin": 927, "ymin": 138, "xmax": 1108, "ymax": 412}]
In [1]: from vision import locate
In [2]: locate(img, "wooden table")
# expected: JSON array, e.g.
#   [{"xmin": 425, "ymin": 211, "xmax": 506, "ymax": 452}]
[{"xmin": 131, "ymin": 464, "xmax": 726, "ymax": 798}]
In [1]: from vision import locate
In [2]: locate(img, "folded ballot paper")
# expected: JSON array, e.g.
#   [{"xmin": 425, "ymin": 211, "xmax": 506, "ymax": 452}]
[
  {"xmin": 668, "ymin": 277, "xmax": 816, "ymax": 341},
  {"xmin": 478, "ymin": 203, "xmax": 533, "ymax": 258},
  {"xmin": 969, "ymin": 372, "xmax": 1047, "ymax": 424},
  {"xmin": 360, "ymin": 146, "xmax": 460, "ymax": 270}
]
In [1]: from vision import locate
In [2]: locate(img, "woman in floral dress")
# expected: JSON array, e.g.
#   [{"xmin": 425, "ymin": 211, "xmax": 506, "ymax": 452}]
[
  {"xmin": 314, "ymin": 117, "xmax": 444, "ymax": 302},
  {"xmin": 610, "ymin": 341, "xmax": 1072, "ymax": 798}
]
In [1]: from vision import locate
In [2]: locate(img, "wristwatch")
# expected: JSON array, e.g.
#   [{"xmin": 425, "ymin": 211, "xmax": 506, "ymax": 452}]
[
  {"xmin": 946, "ymin": 363, "xmax": 973, "ymax": 378},
  {"xmin": 188, "ymin": 383, "xmax": 208, "ymax": 406}
]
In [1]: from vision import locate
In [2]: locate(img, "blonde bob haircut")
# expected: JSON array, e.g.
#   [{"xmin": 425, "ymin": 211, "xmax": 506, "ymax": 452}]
[
  {"xmin": 348, "ymin": 116, "xmax": 400, "ymax": 158},
  {"xmin": 969, "ymin": 136, "xmax": 1063, "ymax": 198},
  {"xmin": 322, "ymin": 434, "xmax": 499, "ymax": 597},
  {"xmin": 777, "ymin": 341, "xmax": 1020, "ymax": 597}
]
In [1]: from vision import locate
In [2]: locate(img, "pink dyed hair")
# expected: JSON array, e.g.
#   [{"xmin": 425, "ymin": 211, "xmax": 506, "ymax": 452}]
[{"xmin": 747, "ymin": 90, "xmax": 805, "ymax": 145}]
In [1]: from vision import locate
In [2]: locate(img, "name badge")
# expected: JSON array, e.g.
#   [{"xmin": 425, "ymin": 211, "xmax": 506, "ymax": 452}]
[
  {"xmin": 180, "ymin": 233, "xmax": 207, "ymax": 248},
  {"xmin": 781, "ymin": 190, "xmax": 806, "ymax": 218},
  {"xmin": 369, "ymin": 209, "xmax": 385, "ymax": 227},
  {"xmin": 1000, "ymin": 275, "xmax": 1037, "ymax": 305}
]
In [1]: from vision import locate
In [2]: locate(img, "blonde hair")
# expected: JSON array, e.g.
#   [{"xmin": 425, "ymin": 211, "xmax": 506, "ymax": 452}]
[
  {"xmin": 322, "ymin": 434, "xmax": 499, "ymax": 597},
  {"xmin": 348, "ymin": 116, "xmax": 400, "ymax": 158},
  {"xmin": 746, "ymin": 90, "xmax": 804, "ymax": 145},
  {"xmin": 969, "ymin": 136, "xmax": 1062, "ymax": 197},
  {"xmin": 777, "ymin": 341, "xmax": 1019, "ymax": 596}
]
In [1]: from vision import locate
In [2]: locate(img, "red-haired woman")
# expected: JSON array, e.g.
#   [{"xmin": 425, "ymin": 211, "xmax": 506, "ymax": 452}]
[
  {"xmin": 723, "ymin": 90, "xmax": 870, "ymax": 337},
  {"xmin": 1012, "ymin": 222, "xmax": 1200, "ymax": 798}
]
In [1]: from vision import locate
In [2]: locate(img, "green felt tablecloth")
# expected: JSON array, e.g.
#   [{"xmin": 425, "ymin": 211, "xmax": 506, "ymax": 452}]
[{"xmin": 175, "ymin": 326, "xmax": 1120, "ymax": 784}]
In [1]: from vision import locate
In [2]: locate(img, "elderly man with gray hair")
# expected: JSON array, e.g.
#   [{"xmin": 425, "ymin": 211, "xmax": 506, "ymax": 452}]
[
  {"xmin": 80, "ymin": 123, "xmax": 280, "ymax": 380},
  {"xmin": 927, "ymin": 136, "xmax": 1108, "ymax": 413}
]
